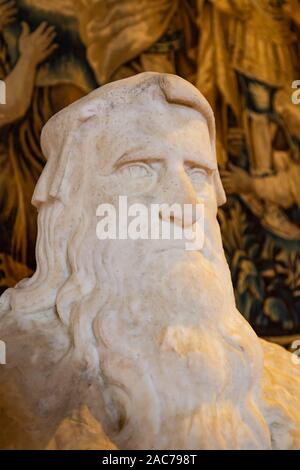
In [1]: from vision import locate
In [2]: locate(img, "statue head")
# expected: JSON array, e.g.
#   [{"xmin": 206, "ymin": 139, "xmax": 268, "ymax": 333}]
[
  {"xmin": 2, "ymin": 72, "xmax": 228, "ymax": 309},
  {"xmin": 0, "ymin": 73, "xmax": 269, "ymax": 449}
]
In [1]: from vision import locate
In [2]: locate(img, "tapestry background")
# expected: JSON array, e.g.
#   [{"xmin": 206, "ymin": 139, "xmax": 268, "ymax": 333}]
[{"xmin": 0, "ymin": 0, "xmax": 299, "ymax": 342}]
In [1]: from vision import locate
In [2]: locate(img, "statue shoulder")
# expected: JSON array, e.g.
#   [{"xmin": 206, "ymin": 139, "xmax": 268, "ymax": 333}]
[
  {"xmin": 260, "ymin": 338, "xmax": 300, "ymax": 449},
  {"xmin": 46, "ymin": 405, "xmax": 118, "ymax": 450},
  {"xmin": 0, "ymin": 306, "xmax": 75, "ymax": 449}
]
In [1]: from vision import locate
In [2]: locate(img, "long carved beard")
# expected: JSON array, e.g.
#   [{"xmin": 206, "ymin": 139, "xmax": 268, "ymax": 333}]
[{"xmin": 88, "ymin": 244, "xmax": 271, "ymax": 450}]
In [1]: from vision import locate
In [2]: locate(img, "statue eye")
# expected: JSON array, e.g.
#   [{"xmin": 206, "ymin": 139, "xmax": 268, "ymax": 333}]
[
  {"xmin": 187, "ymin": 167, "xmax": 208, "ymax": 187},
  {"xmin": 118, "ymin": 163, "xmax": 153, "ymax": 178}
]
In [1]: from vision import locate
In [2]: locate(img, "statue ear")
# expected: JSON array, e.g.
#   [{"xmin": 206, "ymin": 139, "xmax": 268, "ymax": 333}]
[{"xmin": 32, "ymin": 105, "xmax": 97, "ymax": 208}]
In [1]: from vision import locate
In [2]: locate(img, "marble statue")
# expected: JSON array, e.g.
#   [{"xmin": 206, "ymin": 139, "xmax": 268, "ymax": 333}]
[{"xmin": 0, "ymin": 72, "xmax": 300, "ymax": 450}]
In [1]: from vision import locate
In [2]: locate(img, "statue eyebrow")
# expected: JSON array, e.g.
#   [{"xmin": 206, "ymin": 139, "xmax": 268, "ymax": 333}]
[
  {"xmin": 184, "ymin": 159, "xmax": 216, "ymax": 172},
  {"xmin": 114, "ymin": 153, "xmax": 164, "ymax": 168},
  {"xmin": 114, "ymin": 153, "xmax": 216, "ymax": 172}
]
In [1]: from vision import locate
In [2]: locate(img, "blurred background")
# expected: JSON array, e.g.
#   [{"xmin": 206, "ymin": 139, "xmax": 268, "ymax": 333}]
[{"xmin": 0, "ymin": 0, "xmax": 299, "ymax": 343}]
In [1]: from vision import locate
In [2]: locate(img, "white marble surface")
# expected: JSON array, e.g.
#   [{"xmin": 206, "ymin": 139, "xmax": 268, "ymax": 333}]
[{"xmin": 0, "ymin": 72, "xmax": 300, "ymax": 449}]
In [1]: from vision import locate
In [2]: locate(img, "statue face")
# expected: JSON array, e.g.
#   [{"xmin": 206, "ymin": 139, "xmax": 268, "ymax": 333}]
[{"xmin": 88, "ymin": 96, "xmax": 218, "ymax": 255}]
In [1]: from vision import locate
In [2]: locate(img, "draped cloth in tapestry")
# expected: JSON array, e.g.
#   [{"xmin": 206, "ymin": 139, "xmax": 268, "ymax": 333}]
[{"xmin": 0, "ymin": 32, "xmax": 53, "ymax": 287}]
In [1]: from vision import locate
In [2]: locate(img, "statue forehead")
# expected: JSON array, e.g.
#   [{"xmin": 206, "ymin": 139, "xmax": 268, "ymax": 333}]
[
  {"xmin": 42, "ymin": 73, "xmax": 214, "ymax": 161},
  {"xmin": 95, "ymin": 95, "xmax": 206, "ymax": 133},
  {"xmin": 59, "ymin": 92, "xmax": 213, "ymax": 180},
  {"xmin": 87, "ymin": 99, "xmax": 213, "ymax": 171}
]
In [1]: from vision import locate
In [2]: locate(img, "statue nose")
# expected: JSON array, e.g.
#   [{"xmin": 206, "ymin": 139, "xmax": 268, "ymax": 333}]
[{"xmin": 159, "ymin": 168, "xmax": 202, "ymax": 227}]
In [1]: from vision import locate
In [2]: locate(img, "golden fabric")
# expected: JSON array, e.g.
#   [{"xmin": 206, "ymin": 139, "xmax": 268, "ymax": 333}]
[
  {"xmin": 77, "ymin": 0, "xmax": 179, "ymax": 84},
  {"xmin": 196, "ymin": 1, "xmax": 241, "ymax": 166},
  {"xmin": 196, "ymin": 0, "xmax": 300, "ymax": 166},
  {"xmin": 226, "ymin": 0, "xmax": 299, "ymax": 87}
]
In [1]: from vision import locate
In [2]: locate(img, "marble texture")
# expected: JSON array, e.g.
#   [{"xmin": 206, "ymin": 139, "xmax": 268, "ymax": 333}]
[{"xmin": 0, "ymin": 72, "xmax": 300, "ymax": 449}]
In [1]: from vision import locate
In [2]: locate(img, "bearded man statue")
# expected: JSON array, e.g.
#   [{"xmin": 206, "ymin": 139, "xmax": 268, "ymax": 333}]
[{"xmin": 0, "ymin": 72, "xmax": 300, "ymax": 450}]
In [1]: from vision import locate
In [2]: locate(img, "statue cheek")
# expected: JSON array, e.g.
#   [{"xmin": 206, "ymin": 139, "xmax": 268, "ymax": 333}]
[
  {"xmin": 105, "ymin": 174, "xmax": 158, "ymax": 197},
  {"xmin": 196, "ymin": 179, "xmax": 217, "ymax": 212}
]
